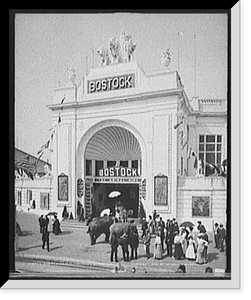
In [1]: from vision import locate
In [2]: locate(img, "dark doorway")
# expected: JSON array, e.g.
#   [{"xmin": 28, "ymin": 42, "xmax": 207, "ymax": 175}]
[{"xmin": 93, "ymin": 183, "xmax": 139, "ymax": 218}]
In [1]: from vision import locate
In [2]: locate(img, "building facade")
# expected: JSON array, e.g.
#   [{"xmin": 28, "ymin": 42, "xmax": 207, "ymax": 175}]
[
  {"xmin": 15, "ymin": 148, "xmax": 53, "ymax": 215},
  {"xmin": 48, "ymin": 58, "xmax": 227, "ymax": 231}
]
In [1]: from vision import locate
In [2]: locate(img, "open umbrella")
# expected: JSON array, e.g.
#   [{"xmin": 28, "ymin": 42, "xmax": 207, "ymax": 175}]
[
  {"xmin": 180, "ymin": 221, "xmax": 194, "ymax": 228},
  {"xmin": 47, "ymin": 212, "xmax": 58, "ymax": 217},
  {"xmin": 100, "ymin": 208, "xmax": 111, "ymax": 217},
  {"xmin": 108, "ymin": 191, "xmax": 121, "ymax": 198},
  {"xmin": 46, "ymin": 212, "xmax": 58, "ymax": 232}
]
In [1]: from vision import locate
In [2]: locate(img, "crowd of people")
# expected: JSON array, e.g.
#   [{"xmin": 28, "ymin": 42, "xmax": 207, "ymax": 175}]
[{"xmin": 109, "ymin": 210, "xmax": 227, "ymax": 265}]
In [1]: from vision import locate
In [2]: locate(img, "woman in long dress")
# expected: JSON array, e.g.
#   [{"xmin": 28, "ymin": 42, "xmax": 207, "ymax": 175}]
[
  {"xmin": 173, "ymin": 232, "xmax": 184, "ymax": 260},
  {"xmin": 196, "ymin": 234, "xmax": 208, "ymax": 264},
  {"xmin": 180, "ymin": 228, "xmax": 188, "ymax": 257},
  {"xmin": 154, "ymin": 231, "xmax": 162, "ymax": 260},
  {"xmin": 185, "ymin": 236, "xmax": 196, "ymax": 260},
  {"xmin": 53, "ymin": 216, "xmax": 62, "ymax": 235}
]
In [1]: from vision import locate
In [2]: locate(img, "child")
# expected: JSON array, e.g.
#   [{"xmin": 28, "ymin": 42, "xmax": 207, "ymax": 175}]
[
  {"xmin": 110, "ymin": 232, "xmax": 118, "ymax": 262},
  {"xmin": 185, "ymin": 236, "xmax": 196, "ymax": 260},
  {"xmin": 143, "ymin": 228, "xmax": 151, "ymax": 259},
  {"xmin": 153, "ymin": 231, "xmax": 162, "ymax": 260},
  {"xmin": 42, "ymin": 229, "xmax": 50, "ymax": 252}
]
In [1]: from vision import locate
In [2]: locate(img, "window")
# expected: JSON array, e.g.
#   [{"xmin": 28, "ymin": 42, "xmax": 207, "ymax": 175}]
[
  {"xmin": 132, "ymin": 160, "xmax": 138, "ymax": 169},
  {"xmin": 85, "ymin": 160, "xmax": 92, "ymax": 176},
  {"xmin": 40, "ymin": 193, "xmax": 50, "ymax": 210},
  {"xmin": 107, "ymin": 161, "xmax": 116, "ymax": 168},
  {"xmin": 120, "ymin": 160, "xmax": 128, "ymax": 167},
  {"xmin": 95, "ymin": 160, "xmax": 104, "ymax": 176},
  {"xmin": 17, "ymin": 191, "xmax": 22, "ymax": 206},
  {"xmin": 199, "ymin": 134, "xmax": 222, "ymax": 176},
  {"xmin": 27, "ymin": 190, "xmax": 32, "ymax": 204}
]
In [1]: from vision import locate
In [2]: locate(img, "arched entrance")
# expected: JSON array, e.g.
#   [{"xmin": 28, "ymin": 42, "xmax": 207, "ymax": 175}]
[{"xmin": 77, "ymin": 121, "xmax": 145, "ymax": 219}]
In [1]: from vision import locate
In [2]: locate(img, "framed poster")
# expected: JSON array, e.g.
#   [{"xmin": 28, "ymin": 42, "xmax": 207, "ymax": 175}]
[
  {"xmin": 192, "ymin": 196, "xmax": 210, "ymax": 217},
  {"xmin": 58, "ymin": 173, "xmax": 68, "ymax": 201},
  {"xmin": 154, "ymin": 174, "xmax": 168, "ymax": 205},
  {"xmin": 77, "ymin": 178, "xmax": 84, "ymax": 198}
]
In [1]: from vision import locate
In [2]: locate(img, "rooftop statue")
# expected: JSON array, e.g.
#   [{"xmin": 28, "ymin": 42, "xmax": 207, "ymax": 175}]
[
  {"xmin": 97, "ymin": 46, "xmax": 111, "ymax": 67},
  {"xmin": 120, "ymin": 32, "xmax": 137, "ymax": 63},
  {"xmin": 67, "ymin": 67, "xmax": 76, "ymax": 84},
  {"xmin": 109, "ymin": 36, "xmax": 123, "ymax": 64},
  {"xmin": 161, "ymin": 48, "xmax": 173, "ymax": 68},
  {"xmin": 97, "ymin": 32, "xmax": 136, "ymax": 67}
]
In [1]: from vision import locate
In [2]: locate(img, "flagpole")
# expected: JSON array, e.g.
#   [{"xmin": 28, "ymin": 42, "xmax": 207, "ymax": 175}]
[
  {"xmin": 178, "ymin": 32, "xmax": 180, "ymax": 72},
  {"xmin": 193, "ymin": 34, "xmax": 197, "ymax": 97},
  {"xmin": 92, "ymin": 49, "xmax": 94, "ymax": 68},
  {"xmin": 177, "ymin": 31, "xmax": 184, "ymax": 73},
  {"xmin": 85, "ymin": 55, "xmax": 88, "ymax": 76}
]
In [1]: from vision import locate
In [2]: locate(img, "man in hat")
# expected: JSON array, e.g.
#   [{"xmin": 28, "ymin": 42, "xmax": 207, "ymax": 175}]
[
  {"xmin": 42, "ymin": 228, "xmax": 50, "ymax": 252},
  {"xmin": 197, "ymin": 221, "xmax": 206, "ymax": 234},
  {"xmin": 119, "ymin": 233, "xmax": 129, "ymax": 262},
  {"xmin": 38, "ymin": 215, "xmax": 45, "ymax": 233},
  {"xmin": 143, "ymin": 228, "xmax": 151, "ymax": 259},
  {"xmin": 129, "ymin": 220, "xmax": 139, "ymax": 260},
  {"xmin": 218, "ymin": 223, "xmax": 226, "ymax": 252}
]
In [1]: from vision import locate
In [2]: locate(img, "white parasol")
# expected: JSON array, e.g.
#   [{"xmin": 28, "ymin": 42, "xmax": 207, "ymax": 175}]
[
  {"xmin": 100, "ymin": 208, "xmax": 111, "ymax": 217},
  {"xmin": 108, "ymin": 191, "xmax": 121, "ymax": 198}
]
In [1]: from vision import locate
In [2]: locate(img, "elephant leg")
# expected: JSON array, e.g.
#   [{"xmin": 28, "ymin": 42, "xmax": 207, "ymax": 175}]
[
  {"xmin": 90, "ymin": 234, "xmax": 96, "ymax": 245},
  {"xmin": 105, "ymin": 232, "xmax": 109, "ymax": 243}
]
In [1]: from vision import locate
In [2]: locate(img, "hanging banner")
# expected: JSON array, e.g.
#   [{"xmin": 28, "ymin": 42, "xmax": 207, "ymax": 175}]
[{"xmin": 77, "ymin": 178, "xmax": 84, "ymax": 198}]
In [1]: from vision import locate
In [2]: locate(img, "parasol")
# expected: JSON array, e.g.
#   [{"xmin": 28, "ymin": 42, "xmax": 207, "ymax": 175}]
[
  {"xmin": 100, "ymin": 208, "xmax": 111, "ymax": 217},
  {"xmin": 180, "ymin": 221, "xmax": 194, "ymax": 228},
  {"xmin": 108, "ymin": 191, "xmax": 121, "ymax": 198},
  {"xmin": 47, "ymin": 212, "xmax": 58, "ymax": 216}
]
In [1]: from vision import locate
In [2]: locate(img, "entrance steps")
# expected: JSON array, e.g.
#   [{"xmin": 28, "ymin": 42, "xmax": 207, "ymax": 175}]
[
  {"xmin": 61, "ymin": 218, "xmax": 143, "ymax": 234},
  {"xmin": 61, "ymin": 219, "xmax": 87, "ymax": 230}
]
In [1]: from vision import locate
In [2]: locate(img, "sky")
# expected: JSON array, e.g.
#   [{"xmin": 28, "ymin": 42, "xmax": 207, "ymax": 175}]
[{"xmin": 14, "ymin": 12, "xmax": 228, "ymax": 162}]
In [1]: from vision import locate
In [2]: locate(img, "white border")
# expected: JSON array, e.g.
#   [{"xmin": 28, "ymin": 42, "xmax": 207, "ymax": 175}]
[{"xmin": 4, "ymin": 4, "xmax": 240, "ymax": 290}]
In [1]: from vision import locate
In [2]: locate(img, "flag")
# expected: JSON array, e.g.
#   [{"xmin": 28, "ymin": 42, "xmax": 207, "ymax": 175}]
[
  {"xmin": 187, "ymin": 146, "xmax": 192, "ymax": 159},
  {"xmin": 174, "ymin": 120, "xmax": 183, "ymax": 129},
  {"xmin": 181, "ymin": 140, "xmax": 188, "ymax": 150},
  {"xmin": 15, "ymin": 158, "xmax": 35, "ymax": 179},
  {"xmin": 206, "ymin": 162, "xmax": 221, "ymax": 175},
  {"xmin": 60, "ymin": 93, "xmax": 66, "ymax": 104},
  {"xmin": 192, "ymin": 152, "xmax": 198, "ymax": 169},
  {"xmin": 37, "ymin": 140, "xmax": 50, "ymax": 156}
]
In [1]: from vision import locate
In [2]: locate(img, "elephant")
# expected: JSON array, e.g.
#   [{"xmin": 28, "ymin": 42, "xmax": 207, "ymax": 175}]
[
  {"xmin": 87, "ymin": 216, "xmax": 114, "ymax": 245},
  {"xmin": 109, "ymin": 222, "xmax": 131, "ymax": 241}
]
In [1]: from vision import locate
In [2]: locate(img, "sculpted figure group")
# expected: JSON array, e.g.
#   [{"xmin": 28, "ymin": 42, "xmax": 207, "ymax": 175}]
[{"xmin": 97, "ymin": 32, "xmax": 137, "ymax": 67}]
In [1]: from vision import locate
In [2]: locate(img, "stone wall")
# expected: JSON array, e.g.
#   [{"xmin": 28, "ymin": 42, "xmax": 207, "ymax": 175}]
[
  {"xmin": 177, "ymin": 176, "xmax": 227, "ymax": 232},
  {"xmin": 15, "ymin": 177, "xmax": 53, "ymax": 217}
]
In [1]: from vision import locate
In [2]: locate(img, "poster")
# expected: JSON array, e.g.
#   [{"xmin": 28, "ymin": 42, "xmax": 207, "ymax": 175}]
[
  {"xmin": 58, "ymin": 173, "xmax": 68, "ymax": 201},
  {"xmin": 154, "ymin": 174, "xmax": 168, "ymax": 205},
  {"xmin": 192, "ymin": 196, "xmax": 210, "ymax": 217}
]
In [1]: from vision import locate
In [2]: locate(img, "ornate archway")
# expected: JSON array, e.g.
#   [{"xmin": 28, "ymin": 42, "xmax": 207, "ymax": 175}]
[{"xmin": 76, "ymin": 119, "xmax": 147, "ymax": 218}]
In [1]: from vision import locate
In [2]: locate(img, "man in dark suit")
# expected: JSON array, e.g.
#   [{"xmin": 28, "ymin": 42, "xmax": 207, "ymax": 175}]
[
  {"xmin": 218, "ymin": 223, "xmax": 226, "ymax": 252},
  {"xmin": 197, "ymin": 221, "xmax": 206, "ymax": 234},
  {"xmin": 38, "ymin": 215, "xmax": 44, "ymax": 233},
  {"xmin": 214, "ymin": 223, "xmax": 220, "ymax": 249},
  {"xmin": 42, "ymin": 229, "xmax": 50, "ymax": 252}
]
